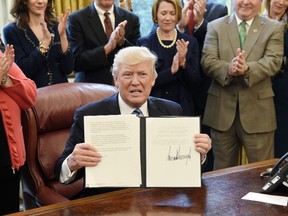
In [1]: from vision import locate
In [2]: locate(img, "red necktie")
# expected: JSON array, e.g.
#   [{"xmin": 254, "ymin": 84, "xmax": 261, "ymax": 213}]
[
  {"xmin": 188, "ymin": 4, "xmax": 195, "ymax": 35},
  {"xmin": 104, "ymin": 11, "xmax": 113, "ymax": 39}
]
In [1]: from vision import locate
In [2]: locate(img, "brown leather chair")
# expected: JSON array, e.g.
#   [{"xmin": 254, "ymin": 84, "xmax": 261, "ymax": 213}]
[{"xmin": 21, "ymin": 82, "xmax": 117, "ymax": 209}]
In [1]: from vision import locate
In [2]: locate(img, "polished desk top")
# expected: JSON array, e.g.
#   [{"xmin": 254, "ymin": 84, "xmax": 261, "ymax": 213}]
[{"xmin": 11, "ymin": 159, "xmax": 288, "ymax": 216}]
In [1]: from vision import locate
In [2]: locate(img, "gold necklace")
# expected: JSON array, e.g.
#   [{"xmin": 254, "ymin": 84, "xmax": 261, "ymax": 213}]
[{"xmin": 156, "ymin": 27, "xmax": 177, "ymax": 49}]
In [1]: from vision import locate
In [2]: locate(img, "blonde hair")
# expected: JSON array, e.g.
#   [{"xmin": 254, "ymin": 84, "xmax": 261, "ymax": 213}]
[{"xmin": 151, "ymin": 0, "xmax": 182, "ymax": 23}]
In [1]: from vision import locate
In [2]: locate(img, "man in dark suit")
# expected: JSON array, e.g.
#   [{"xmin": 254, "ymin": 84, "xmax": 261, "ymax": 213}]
[
  {"xmin": 201, "ymin": 0, "xmax": 284, "ymax": 169},
  {"xmin": 55, "ymin": 46, "xmax": 212, "ymax": 197},
  {"xmin": 68, "ymin": 0, "xmax": 141, "ymax": 85}
]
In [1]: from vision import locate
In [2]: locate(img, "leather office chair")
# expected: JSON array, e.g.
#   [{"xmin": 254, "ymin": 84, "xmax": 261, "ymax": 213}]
[{"xmin": 21, "ymin": 82, "xmax": 117, "ymax": 209}]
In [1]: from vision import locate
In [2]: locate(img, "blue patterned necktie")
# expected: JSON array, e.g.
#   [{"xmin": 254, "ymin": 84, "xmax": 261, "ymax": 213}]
[
  {"xmin": 131, "ymin": 108, "xmax": 143, "ymax": 117},
  {"xmin": 239, "ymin": 21, "xmax": 247, "ymax": 49}
]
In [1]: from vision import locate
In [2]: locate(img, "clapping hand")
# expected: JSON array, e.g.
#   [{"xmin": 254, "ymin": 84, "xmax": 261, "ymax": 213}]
[
  {"xmin": 40, "ymin": 11, "xmax": 52, "ymax": 48},
  {"xmin": 58, "ymin": 8, "xmax": 70, "ymax": 38},
  {"xmin": 105, "ymin": 20, "xmax": 127, "ymax": 55},
  {"xmin": 228, "ymin": 48, "xmax": 248, "ymax": 77},
  {"xmin": 0, "ymin": 45, "xmax": 14, "ymax": 82}
]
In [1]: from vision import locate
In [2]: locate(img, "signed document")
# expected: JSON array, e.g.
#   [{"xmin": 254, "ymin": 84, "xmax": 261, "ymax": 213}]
[{"xmin": 84, "ymin": 115, "xmax": 201, "ymax": 188}]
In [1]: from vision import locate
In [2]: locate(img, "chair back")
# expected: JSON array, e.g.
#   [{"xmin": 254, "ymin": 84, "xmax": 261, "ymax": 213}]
[{"xmin": 21, "ymin": 82, "xmax": 117, "ymax": 209}]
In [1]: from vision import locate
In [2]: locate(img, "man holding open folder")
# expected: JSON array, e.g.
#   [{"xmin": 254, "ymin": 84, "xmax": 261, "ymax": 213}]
[{"xmin": 55, "ymin": 46, "xmax": 212, "ymax": 197}]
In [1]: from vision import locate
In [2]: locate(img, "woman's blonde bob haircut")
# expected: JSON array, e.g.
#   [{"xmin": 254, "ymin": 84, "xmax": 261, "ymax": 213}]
[{"xmin": 151, "ymin": 0, "xmax": 182, "ymax": 23}]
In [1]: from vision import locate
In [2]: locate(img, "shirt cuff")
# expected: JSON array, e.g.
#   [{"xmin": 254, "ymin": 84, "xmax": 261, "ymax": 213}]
[
  {"xmin": 201, "ymin": 154, "xmax": 207, "ymax": 165},
  {"xmin": 176, "ymin": 24, "xmax": 185, "ymax": 33},
  {"xmin": 194, "ymin": 19, "xmax": 205, "ymax": 31},
  {"xmin": 59, "ymin": 157, "xmax": 77, "ymax": 184}
]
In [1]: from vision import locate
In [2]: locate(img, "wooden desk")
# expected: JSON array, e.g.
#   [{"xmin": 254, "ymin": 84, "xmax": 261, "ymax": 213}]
[{"xmin": 11, "ymin": 159, "xmax": 288, "ymax": 215}]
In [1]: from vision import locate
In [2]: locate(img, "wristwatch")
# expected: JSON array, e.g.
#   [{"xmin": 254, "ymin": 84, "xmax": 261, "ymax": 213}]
[{"xmin": 244, "ymin": 65, "xmax": 250, "ymax": 76}]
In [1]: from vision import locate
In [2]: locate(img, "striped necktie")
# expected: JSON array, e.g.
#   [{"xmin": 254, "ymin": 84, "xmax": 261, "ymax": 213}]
[{"xmin": 131, "ymin": 108, "xmax": 143, "ymax": 117}]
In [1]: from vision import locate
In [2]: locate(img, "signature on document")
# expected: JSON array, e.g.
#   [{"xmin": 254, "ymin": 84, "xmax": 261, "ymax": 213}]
[{"xmin": 167, "ymin": 146, "xmax": 192, "ymax": 165}]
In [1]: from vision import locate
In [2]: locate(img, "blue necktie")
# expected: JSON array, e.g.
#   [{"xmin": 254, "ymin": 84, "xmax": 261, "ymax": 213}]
[
  {"xmin": 239, "ymin": 21, "xmax": 247, "ymax": 49},
  {"xmin": 131, "ymin": 108, "xmax": 143, "ymax": 117}
]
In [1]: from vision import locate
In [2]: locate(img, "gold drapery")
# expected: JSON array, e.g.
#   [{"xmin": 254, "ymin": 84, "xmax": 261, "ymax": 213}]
[
  {"xmin": 52, "ymin": 0, "xmax": 91, "ymax": 17},
  {"xmin": 53, "ymin": 0, "xmax": 133, "ymax": 17}
]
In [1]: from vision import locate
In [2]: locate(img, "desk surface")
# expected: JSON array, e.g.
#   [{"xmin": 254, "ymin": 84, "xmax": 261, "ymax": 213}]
[{"xmin": 11, "ymin": 159, "xmax": 288, "ymax": 216}]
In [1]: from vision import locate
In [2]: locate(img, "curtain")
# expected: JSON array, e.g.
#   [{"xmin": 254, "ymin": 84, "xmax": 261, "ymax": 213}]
[
  {"xmin": 53, "ymin": 0, "xmax": 92, "ymax": 17},
  {"xmin": 53, "ymin": 0, "xmax": 133, "ymax": 17}
]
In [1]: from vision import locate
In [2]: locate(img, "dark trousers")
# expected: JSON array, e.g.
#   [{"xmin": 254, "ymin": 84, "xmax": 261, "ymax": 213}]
[{"xmin": 0, "ymin": 166, "xmax": 20, "ymax": 215}]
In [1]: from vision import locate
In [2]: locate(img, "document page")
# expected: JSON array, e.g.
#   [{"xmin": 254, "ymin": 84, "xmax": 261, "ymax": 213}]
[
  {"xmin": 84, "ymin": 115, "xmax": 142, "ymax": 187},
  {"xmin": 145, "ymin": 117, "xmax": 201, "ymax": 187}
]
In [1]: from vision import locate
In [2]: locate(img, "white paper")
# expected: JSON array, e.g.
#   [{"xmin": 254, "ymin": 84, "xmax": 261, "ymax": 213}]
[
  {"xmin": 242, "ymin": 192, "xmax": 288, "ymax": 206},
  {"xmin": 84, "ymin": 115, "xmax": 142, "ymax": 187},
  {"xmin": 84, "ymin": 115, "xmax": 201, "ymax": 188},
  {"xmin": 146, "ymin": 117, "xmax": 201, "ymax": 187}
]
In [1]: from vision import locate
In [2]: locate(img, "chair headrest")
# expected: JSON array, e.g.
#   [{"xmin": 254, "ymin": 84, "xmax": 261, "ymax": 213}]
[{"xmin": 34, "ymin": 82, "xmax": 117, "ymax": 132}]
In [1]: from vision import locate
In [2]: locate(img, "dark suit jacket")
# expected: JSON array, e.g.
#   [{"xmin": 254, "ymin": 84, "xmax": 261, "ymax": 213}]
[
  {"xmin": 55, "ymin": 93, "xmax": 182, "ymax": 184},
  {"xmin": 3, "ymin": 23, "xmax": 74, "ymax": 88},
  {"xmin": 273, "ymin": 24, "xmax": 288, "ymax": 157},
  {"xmin": 68, "ymin": 3, "xmax": 141, "ymax": 85}
]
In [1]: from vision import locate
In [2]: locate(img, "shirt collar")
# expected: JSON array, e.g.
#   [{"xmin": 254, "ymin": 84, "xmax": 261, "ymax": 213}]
[
  {"xmin": 94, "ymin": 2, "xmax": 114, "ymax": 15},
  {"xmin": 118, "ymin": 94, "xmax": 148, "ymax": 116},
  {"xmin": 235, "ymin": 14, "xmax": 254, "ymax": 28}
]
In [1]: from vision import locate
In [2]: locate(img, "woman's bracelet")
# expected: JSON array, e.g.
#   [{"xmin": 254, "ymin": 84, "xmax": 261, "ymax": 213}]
[{"xmin": 38, "ymin": 42, "xmax": 49, "ymax": 56}]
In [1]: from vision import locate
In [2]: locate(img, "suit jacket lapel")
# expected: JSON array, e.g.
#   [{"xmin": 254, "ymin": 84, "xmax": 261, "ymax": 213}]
[
  {"xmin": 227, "ymin": 16, "xmax": 240, "ymax": 57},
  {"xmin": 87, "ymin": 3, "xmax": 108, "ymax": 44},
  {"xmin": 114, "ymin": 5, "xmax": 126, "ymax": 27},
  {"xmin": 107, "ymin": 93, "xmax": 121, "ymax": 114},
  {"xmin": 147, "ymin": 97, "xmax": 163, "ymax": 117},
  {"xmin": 244, "ymin": 15, "xmax": 263, "ymax": 58}
]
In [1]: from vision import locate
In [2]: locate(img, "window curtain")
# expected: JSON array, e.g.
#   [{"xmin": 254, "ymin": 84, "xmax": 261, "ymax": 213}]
[
  {"xmin": 52, "ymin": 0, "xmax": 91, "ymax": 17},
  {"xmin": 53, "ymin": 0, "xmax": 133, "ymax": 16}
]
